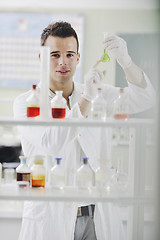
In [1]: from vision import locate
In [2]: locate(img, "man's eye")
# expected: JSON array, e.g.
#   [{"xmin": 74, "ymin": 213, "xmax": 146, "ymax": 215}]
[
  {"xmin": 51, "ymin": 54, "xmax": 60, "ymax": 58},
  {"xmin": 67, "ymin": 53, "xmax": 74, "ymax": 57}
]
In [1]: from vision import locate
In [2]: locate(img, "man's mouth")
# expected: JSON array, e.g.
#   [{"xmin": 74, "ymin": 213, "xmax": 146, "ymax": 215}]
[{"xmin": 56, "ymin": 70, "xmax": 70, "ymax": 74}]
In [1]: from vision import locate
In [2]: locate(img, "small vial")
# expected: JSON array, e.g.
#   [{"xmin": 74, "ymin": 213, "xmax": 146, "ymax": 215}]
[
  {"xmin": 77, "ymin": 157, "xmax": 94, "ymax": 189},
  {"xmin": 31, "ymin": 155, "xmax": 45, "ymax": 188},
  {"xmin": 113, "ymin": 88, "xmax": 129, "ymax": 120},
  {"xmin": 16, "ymin": 156, "xmax": 31, "ymax": 183},
  {"xmin": 51, "ymin": 91, "xmax": 67, "ymax": 119},
  {"xmin": 91, "ymin": 88, "xmax": 107, "ymax": 121},
  {"xmin": 26, "ymin": 84, "xmax": 40, "ymax": 117},
  {"xmin": 49, "ymin": 158, "xmax": 65, "ymax": 189}
]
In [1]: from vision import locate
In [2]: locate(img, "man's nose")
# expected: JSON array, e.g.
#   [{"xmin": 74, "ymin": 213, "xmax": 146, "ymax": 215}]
[{"xmin": 59, "ymin": 56, "xmax": 67, "ymax": 65}]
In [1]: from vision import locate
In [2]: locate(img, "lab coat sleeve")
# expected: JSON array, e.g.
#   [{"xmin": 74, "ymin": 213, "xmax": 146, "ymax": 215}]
[
  {"xmin": 126, "ymin": 72, "xmax": 156, "ymax": 114},
  {"xmin": 13, "ymin": 96, "xmax": 83, "ymax": 156},
  {"xmin": 104, "ymin": 72, "xmax": 156, "ymax": 116}
]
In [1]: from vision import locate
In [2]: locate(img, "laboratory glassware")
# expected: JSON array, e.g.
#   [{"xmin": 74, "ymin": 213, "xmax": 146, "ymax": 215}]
[
  {"xmin": 31, "ymin": 155, "xmax": 45, "ymax": 188},
  {"xmin": 49, "ymin": 157, "xmax": 65, "ymax": 189},
  {"xmin": 77, "ymin": 157, "xmax": 94, "ymax": 189},
  {"xmin": 26, "ymin": 84, "xmax": 40, "ymax": 117},
  {"xmin": 51, "ymin": 91, "xmax": 67, "ymax": 119},
  {"xmin": 101, "ymin": 32, "xmax": 110, "ymax": 62},
  {"xmin": 112, "ymin": 157, "xmax": 128, "ymax": 188},
  {"xmin": 91, "ymin": 88, "xmax": 107, "ymax": 121},
  {"xmin": 4, "ymin": 168, "xmax": 15, "ymax": 183},
  {"xmin": 95, "ymin": 166, "xmax": 114, "ymax": 190},
  {"xmin": 113, "ymin": 88, "xmax": 129, "ymax": 120},
  {"xmin": 0, "ymin": 162, "xmax": 2, "ymax": 183},
  {"xmin": 39, "ymin": 46, "xmax": 50, "ymax": 119},
  {"xmin": 16, "ymin": 156, "xmax": 31, "ymax": 183}
]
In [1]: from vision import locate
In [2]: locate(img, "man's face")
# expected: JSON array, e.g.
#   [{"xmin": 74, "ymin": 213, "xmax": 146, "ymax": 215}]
[{"xmin": 44, "ymin": 36, "xmax": 80, "ymax": 85}]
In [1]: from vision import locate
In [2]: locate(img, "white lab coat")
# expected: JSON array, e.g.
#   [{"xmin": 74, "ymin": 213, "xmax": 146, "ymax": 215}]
[{"xmin": 13, "ymin": 73, "xmax": 155, "ymax": 240}]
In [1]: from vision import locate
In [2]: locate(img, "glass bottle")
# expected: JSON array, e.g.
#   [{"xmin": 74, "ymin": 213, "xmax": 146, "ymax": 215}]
[
  {"xmin": 51, "ymin": 91, "xmax": 67, "ymax": 119},
  {"xmin": 77, "ymin": 157, "xmax": 94, "ymax": 189},
  {"xmin": 113, "ymin": 88, "xmax": 129, "ymax": 120},
  {"xmin": 49, "ymin": 157, "xmax": 65, "ymax": 189},
  {"xmin": 31, "ymin": 155, "xmax": 45, "ymax": 188},
  {"xmin": 16, "ymin": 156, "xmax": 31, "ymax": 183},
  {"xmin": 91, "ymin": 88, "xmax": 107, "ymax": 121},
  {"xmin": 26, "ymin": 84, "xmax": 40, "ymax": 117}
]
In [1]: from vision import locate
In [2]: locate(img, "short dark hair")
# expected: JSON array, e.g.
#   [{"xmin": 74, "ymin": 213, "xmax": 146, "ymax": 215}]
[{"xmin": 41, "ymin": 21, "xmax": 79, "ymax": 53}]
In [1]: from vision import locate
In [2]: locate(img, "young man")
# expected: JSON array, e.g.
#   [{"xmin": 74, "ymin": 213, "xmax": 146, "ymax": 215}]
[{"xmin": 14, "ymin": 22, "xmax": 155, "ymax": 240}]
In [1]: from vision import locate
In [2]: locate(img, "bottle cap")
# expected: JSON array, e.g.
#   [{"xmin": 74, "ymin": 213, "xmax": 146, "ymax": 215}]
[
  {"xmin": 82, "ymin": 157, "xmax": 88, "ymax": 164},
  {"xmin": 55, "ymin": 157, "xmax": 62, "ymax": 165}
]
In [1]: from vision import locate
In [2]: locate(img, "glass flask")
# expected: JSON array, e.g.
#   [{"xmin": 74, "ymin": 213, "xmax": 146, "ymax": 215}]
[
  {"xmin": 77, "ymin": 157, "xmax": 94, "ymax": 189},
  {"xmin": 112, "ymin": 157, "xmax": 128, "ymax": 188},
  {"xmin": 101, "ymin": 32, "xmax": 110, "ymax": 62},
  {"xmin": 91, "ymin": 88, "xmax": 107, "ymax": 121},
  {"xmin": 95, "ymin": 166, "xmax": 114, "ymax": 190},
  {"xmin": 26, "ymin": 84, "xmax": 40, "ymax": 117},
  {"xmin": 113, "ymin": 88, "xmax": 129, "ymax": 120},
  {"xmin": 31, "ymin": 155, "xmax": 45, "ymax": 188},
  {"xmin": 49, "ymin": 157, "xmax": 65, "ymax": 189},
  {"xmin": 16, "ymin": 156, "xmax": 31, "ymax": 183},
  {"xmin": 51, "ymin": 91, "xmax": 67, "ymax": 119}
]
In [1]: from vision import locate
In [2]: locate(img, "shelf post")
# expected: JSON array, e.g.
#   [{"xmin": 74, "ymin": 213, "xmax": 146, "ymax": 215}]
[{"xmin": 127, "ymin": 125, "xmax": 146, "ymax": 240}]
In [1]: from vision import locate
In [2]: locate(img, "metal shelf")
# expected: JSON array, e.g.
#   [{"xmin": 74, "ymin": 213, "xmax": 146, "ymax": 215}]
[
  {"xmin": 0, "ymin": 117, "xmax": 154, "ymax": 128},
  {"xmin": 0, "ymin": 184, "xmax": 154, "ymax": 205}
]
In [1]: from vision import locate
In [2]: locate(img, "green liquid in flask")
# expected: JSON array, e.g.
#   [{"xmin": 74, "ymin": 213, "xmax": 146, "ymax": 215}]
[{"xmin": 101, "ymin": 49, "xmax": 110, "ymax": 62}]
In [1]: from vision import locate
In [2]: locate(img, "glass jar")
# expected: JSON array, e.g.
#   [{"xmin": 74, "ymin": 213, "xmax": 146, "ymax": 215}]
[{"xmin": 31, "ymin": 155, "xmax": 45, "ymax": 188}]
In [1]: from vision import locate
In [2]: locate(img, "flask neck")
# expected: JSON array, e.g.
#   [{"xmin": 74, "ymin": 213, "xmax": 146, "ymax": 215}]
[
  {"xmin": 19, "ymin": 156, "xmax": 27, "ymax": 165},
  {"xmin": 55, "ymin": 91, "xmax": 63, "ymax": 97}
]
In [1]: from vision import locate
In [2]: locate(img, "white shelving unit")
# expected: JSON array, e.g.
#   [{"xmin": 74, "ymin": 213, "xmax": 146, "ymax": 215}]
[{"xmin": 0, "ymin": 117, "xmax": 155, "ymax": 240}]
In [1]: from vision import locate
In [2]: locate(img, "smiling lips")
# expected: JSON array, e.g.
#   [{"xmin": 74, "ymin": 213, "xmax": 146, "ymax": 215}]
[{"xmin": 56, "ymin": 69, "xmax": 70, "ymax": 75}]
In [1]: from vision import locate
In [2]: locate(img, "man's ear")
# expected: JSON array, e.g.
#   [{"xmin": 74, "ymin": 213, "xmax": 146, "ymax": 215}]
[{"xmin": 77, "ymin": 53, "xmax": 80, "ymax": 64}]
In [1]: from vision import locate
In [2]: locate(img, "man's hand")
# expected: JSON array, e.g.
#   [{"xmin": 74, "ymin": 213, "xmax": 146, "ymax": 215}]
[
  {"xmin": 103, "ymin": 35, "xmax": 131, "ymax": 69},
  {"xmin": 82, "ymin": 66, "xmax": 104, "ymax": 102}
]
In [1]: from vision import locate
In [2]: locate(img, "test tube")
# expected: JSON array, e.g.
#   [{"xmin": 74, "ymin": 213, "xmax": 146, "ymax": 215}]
[{"xmin": 39, "ymin": 46, "xmax": 50, "ymax": 119}]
